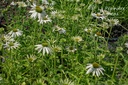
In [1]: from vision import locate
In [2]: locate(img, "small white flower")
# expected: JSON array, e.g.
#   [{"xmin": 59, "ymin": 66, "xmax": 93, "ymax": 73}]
[
  {"xmin": 108, "ymin": 19, "xmax": 119, "ymax": 26},
  {"xmin": 53, "ymin": 46, "xmax": 62, "ymax": 52},
  {"xmin": 71, "ymin": 14, "xmax": 81, "ymax": 20},
  {"xmin": 1, "ymin": 34, "xmax": 15, "ymax": 42},
  {"xmin": 92, "ymin": 13, "xmax": 106, "ymax": 20},
  {"xmin": 59, "ymin": 79, "xmax": 75, "ymax": 85},
  {"xmin": 10, "ymin": 1, "xmax": 17, "ymax": 5},
  {"xmin": 53, "ymin": 25, "xmax": 66, "ymax": 34},
  {"xmin": 17, "ymin": 1, "xmax": 27, "ymax": 7},
  {"xmin": 26, "ymin": 0, "xmax": 35, "ymax": 6},
  {"xmin": 66, "ymin": 46, "xmax": 77, "ymax": 53},
  {"xmin": 100, "ymin": 9, "xmax": 112, "ymax": 16},
  {"xmin": 3, "ymin": 41, "xmax": 20, "ymax": 50},
  {"xmin": 94, "ymin": 32, "xmax": 102, "ymax": 37},
  {"xmin": 27, "ymin": 54, "xmax": 37, "ymax": 62},
  {"xmin": 35, "ymin": 43, "xmax": 52, "ymax": 55},
  {"xmin": 58, "ymin": 28, "xmax": 66, "ymax": 34},
  {"xmin": 51, "ymin": 10, "xmax": 58, "ymax": 17},
  {"xmin": 47, "ymin": 39, "xmax": 56, "ymax": 44},
  {"xmin": 51, "ymin": 10, "xmax": 65, "ymax": 19},
  {"xmin": 42, "ymin": 0, "xmax": 49, "ymax": 5},
  {"xmin": 93, "ymin": 0, "xmax": 102, "ymax": 4},
  {"xmin": 86, "ymin": 62, "xmax": 105, "ymax": 77},
  {"xmin": 38, "ymin": 15, "xmax": 52, "ymax": 24},
  {"xmin": 8, "ymin": 29, "xmax": 23, "ymax": 38},
  {"xmin": 125, "ymin": 42, "xmax": 128, "ymax": 48},
  {"xmin": 99, "ymin": 22, "xmax": 109, "ymax": 29},
  {"xmin": 84, "ymin": 28, "xmax": 93, "ymax": 33},
  {"xmin": 72, "ymin": 36, "xmax": 83, "ymax": 42}
]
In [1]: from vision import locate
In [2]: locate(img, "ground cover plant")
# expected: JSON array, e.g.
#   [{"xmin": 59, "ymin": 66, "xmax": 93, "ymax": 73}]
[{"xmin": 0, "ymin": 0, "xmax": 128, "ymax": 85}]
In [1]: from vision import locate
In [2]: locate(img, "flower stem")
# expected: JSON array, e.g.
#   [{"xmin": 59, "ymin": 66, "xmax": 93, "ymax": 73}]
[{"xmin": 112, "ymin": 54, "xmax": 119, "ymax": 79}]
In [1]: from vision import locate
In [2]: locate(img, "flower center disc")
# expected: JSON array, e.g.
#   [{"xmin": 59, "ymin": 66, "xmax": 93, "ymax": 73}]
[
  {"xmin": 69, "ymin": 46, "xmax": 74, "ymax": 50},
  {"xmin": 93, "ymin": 62, "xmax": 100, "ymax": 68},
  {"xmin": 9, "ymin": 42, "xmax": 14, "ymax": 46},
  {"xmin": 13, "ymin": 29, "xmax": 18, "ymax": 32},
  {"xmin": 36, "ymin": 6, "xmax": 43, "ymax": 13},
  {"xmin": 96, "ymin": 13, "xmax": 102, "ymax": 17},
  {"xmin": 42, "ymin": 43, "xmax": 48, "ymax": 47}
]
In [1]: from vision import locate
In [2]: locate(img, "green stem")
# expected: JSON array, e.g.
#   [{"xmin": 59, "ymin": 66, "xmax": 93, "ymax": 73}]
[
  {"xmin": 112, "ymin": 54, "xmax": 119, "ymax": 79},
  {"xmin": 10, "ymin": 49, "xmax": 12, "ymax": 59},
  {"xmin": 54, "ymin": 55, "xmax": 56, "ymax": 73},
  {"xmin": 94, "ymin": 75, "xmax": 97, "ymax": 85},
  {"xmin": 119, "ymin": 53, "xmax": 125, "ymax": 83}
]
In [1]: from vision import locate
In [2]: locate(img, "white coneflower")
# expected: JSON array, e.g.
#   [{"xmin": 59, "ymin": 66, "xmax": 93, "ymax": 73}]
[
  {"xmin": 53, "ymin": 25, "xmax": 66, "ymax": 34},
  {"xmin": 72, "ymin": 36, "xmax": 83, "ymax": 43},
  {"xmin": 99, "ymin": 22, "xmax": 109, "ymax": 30},
  {"xmin": 86, "ymin": 62, "xmax": 105, "ymax": 77},
  {"xmin": 26, "ymin": 0, "xmax": 36, "ymax": 6},
  {"xmin": 50, "ymin": 10, "xmax": 58, "ymax": 17},
  {"xmin": 94, "ymin": 32, "xmax": 102, "ymax": 36},
  {"xmin": 108, "ymin": 19, "xmax": 119, "ymax": 26},
  {"xmin": 125, "ymin": 42, "xmax": 128, "ymax": 48},
  {"xmin": 84, "ymin": 28, "xmax": 93, "ymax": 33},
  {"xmin": 27, "ymin": 54, "xmax": 37, "ymax": 62},
  {"xmin": 10, "ymin": 1, "xmax": 17, "ymax": 5},
  {"xmin": 1, "ymin": 34, "xmax": 14, "ymax": 43},
  {"xmin": 66, "ymin": 46, "xmax": 77, "ymax": 53},
  {"xmin": 71, "ymin": 14, "xmax": 81, "ymax": 21},
  {"xmin": 38, "ymin": 15, "xmax": 52, "ymax": 24},
  {"xmin": 100, "ymin": 9, "xmax": 112, "ymax": 16},
  {"xmin": 29, "ymin": 3, "xmax": 46, "ymax": 20},
  {"xmin": 53, "ymin": 46, "xmax": 62, "ymax": 53},
  {"xmin": 91, "ymin": 13, "xmax": 105, "ymax": 20},
  {"xmin": 35, "ymin": 43, "xmax": 52, "ymax": 55},
  {"xmin": 42, "ymin": 0, "xmax": 49, "ymax": 5},
  {"xmin": 57, "ymin": 13, "xmax": 65, "ymax": 19},
  {"xmin": 3, "ymin": 41, "xmax": 20, "ymax": 50},
  {"xmin": 59, "ymin": 79, "xmax": 75, "ymax": 85},
  {"xmin": 93, "ymin": 0, "xmax": 102, "ymax": 4},
  {"xmin": 8, "ymin": 29, "xmax": 23, "ymax": 38},
  {"xmin": 47, "ymin": 39, "xmax": 56, "ymax": 44},
  {"xmin": 34, "ymin": 79, "xmax": 46, "ymax": 85},
  {"xmin": 17, "ymin": 1, "xmax": 27, "ymax": 7},
  {"xmin": 58, "ymin": 28, "xmax": 66, "ymax": 34}
]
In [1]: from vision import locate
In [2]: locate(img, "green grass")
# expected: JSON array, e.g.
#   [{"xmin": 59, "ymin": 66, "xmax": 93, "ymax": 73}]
[{"xmin": 0, "ymin": 0, "xmax": 128, "ymax": 85}]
